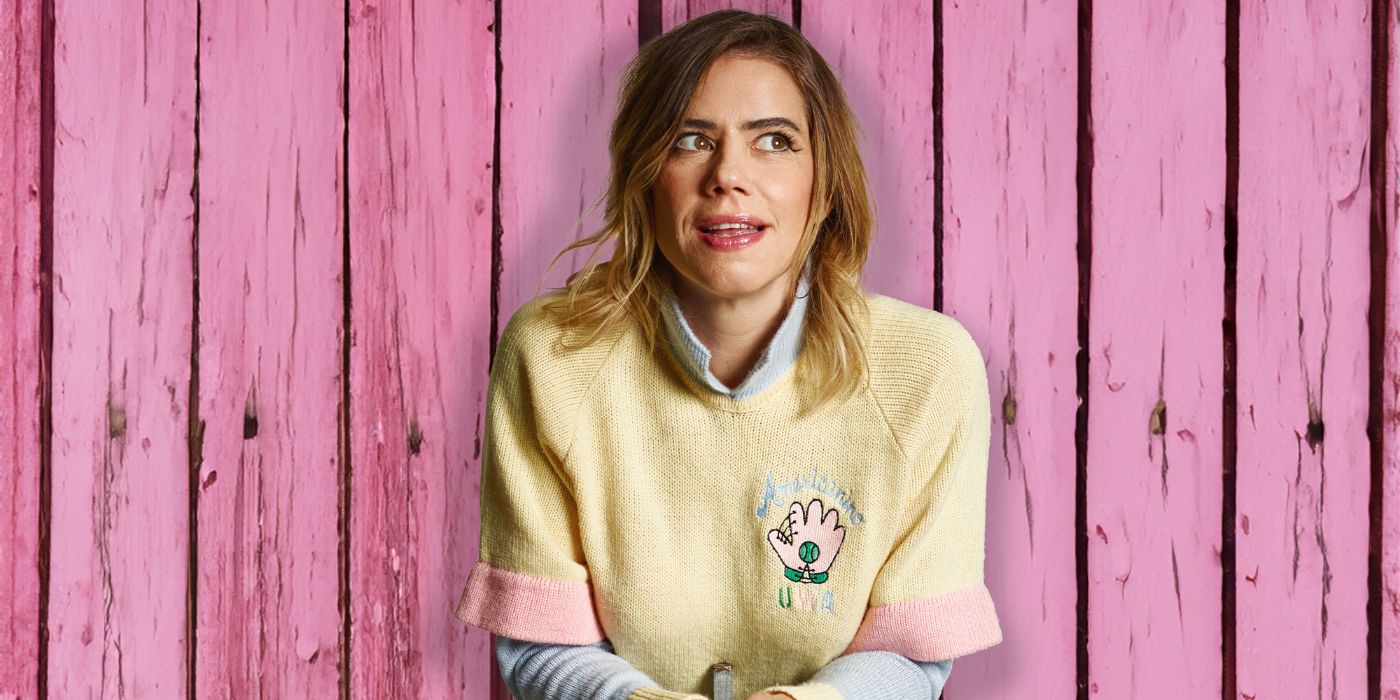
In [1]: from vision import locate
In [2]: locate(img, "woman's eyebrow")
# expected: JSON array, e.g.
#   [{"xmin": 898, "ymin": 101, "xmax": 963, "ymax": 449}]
[{"xmin": 682, "ymin": 117, "xmax": 802, "ymax": 133}]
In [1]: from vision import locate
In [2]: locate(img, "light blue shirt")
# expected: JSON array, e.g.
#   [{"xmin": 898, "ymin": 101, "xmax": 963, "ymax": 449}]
[
  {"xmin": 657, "ymin": 260, "xmax": 812, "ymax": 400},
  {"xmin": 495, "ymin": 263, "xmax": 955, "ymax": 699}
]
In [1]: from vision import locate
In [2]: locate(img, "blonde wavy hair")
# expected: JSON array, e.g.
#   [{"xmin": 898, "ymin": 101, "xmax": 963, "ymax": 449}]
[{"xmin": 540, "ymin": 9, "xmax": 875, "ymax": 409}]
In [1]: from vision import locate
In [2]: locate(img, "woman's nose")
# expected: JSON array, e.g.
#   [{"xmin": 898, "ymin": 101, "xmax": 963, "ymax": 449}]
[{"xmin": 706, "ymin": 139, "xmax": 752, "ymax": 196}]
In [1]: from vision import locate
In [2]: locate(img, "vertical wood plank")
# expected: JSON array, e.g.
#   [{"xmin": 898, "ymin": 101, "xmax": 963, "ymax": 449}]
[
  {"xmin": 44, "ymin": 0, "xmax": 197, "ymax": 695},
  {"xmin": 939, "ymin": 0, "xmax": 1080, "ymax": 696},
  {"xmin": 492, "ymin": 5, "xmax": 636, "ymax": 693},
  {"xmin": 1086, "ymin": 0, "xmax": 1228, "ymax": 696},
  {"xmin": 0, "ymin": 0, "xmax": 44, "ymax": 696},
  {"xmin": 1381, "ymin": 0, "xmax": 1400, "ymax": 694},
  {"xmin": 193, "ymin": 1, "xmax": 345, "ymax": 696},
  {"xmin": 348, "ymin": 0, "xmax": 497, "ymax": 696},
  {"xmin": 660, "ymin": 1, "xmax": 792, "ymax": 32},
  {"xmin": 802, "ymin": 0, "xmax": 935, "ymax": 307},
  {"xmin": 496, "ymin": 0, "xmax": 638, "ymax": 324},
  {"xmin": 1236, "ymin": 1, "xmax": 1373, "ymax": 697}
]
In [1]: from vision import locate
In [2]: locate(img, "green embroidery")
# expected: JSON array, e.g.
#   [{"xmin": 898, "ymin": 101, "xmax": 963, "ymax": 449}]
[{"xmin": 775, "ymin": 585, "xmax": 837, "ymax": 615}]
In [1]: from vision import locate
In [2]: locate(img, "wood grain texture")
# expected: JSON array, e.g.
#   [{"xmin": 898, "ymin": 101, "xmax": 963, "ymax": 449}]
[
  {"xmin": 1236, "ymin": 1, "xmax": 1373, "ymax": 697},
  {"xmin": 939, "ymin": 0, "xmax": 1080, "ymax": 696},
  {"xmin": 802, "ymin": 0, "xmax": 936, "ymax": 307},
  {"xmin": 1383, "ymin": 0, "xmax": 1400, "ymax": 695},
  {"xmin": 347, "ymin": 0, "xmax": 497, "ymax": 696},
  {"xmin": 43, "ymin": 0, "xmax": 197, "ymax": 696},
  {"xmin": 660, "ymin": 0, "xmax": 792, "ymax": 31},
  {"xmin": 0, "ymin": 0, "xmax": 44, "ymax": 696},
  {"xmin": 4, "ymin": 1, "xmax": 1400, "ymax": 697},
  {"xmin": 495, "ymin": 0, "xmax": 638, "ymax": 325},
  {"xmin": 192, "ymin": 1, "xmax": 345, "ymax": 696},
  {"xmin": 1086, "ymin": 0, "xmax": 1228, "ymax": 696},
  {"xmin": 491, "ymin": 3, "xmax": 636, "ymax": 692}
]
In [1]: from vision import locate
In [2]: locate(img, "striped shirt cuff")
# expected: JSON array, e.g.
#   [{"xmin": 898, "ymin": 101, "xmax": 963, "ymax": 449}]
[
  {"xmin": 627, "ymin": 688, "xmax": 708, "ymax": 700},
  {"xmin": 764, "ymin": 681, "xmax": 844, "ymax": 700}
]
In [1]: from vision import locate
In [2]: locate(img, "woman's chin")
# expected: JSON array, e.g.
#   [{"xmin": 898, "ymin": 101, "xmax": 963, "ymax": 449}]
[
  {"xmin": 686, "ymin": 274, "xmax": 785, "ymax": 303},
  {"xmin": 668, "ymin": 255, "xmax": 793, "ymax": 303}
]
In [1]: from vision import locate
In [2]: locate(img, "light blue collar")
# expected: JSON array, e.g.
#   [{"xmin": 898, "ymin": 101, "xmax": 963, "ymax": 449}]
[{"xmin": 660, "ymin": 260, "xmax": 813, "ymax": 400}]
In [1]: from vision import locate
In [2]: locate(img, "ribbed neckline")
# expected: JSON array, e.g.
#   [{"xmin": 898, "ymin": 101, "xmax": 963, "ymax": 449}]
[
  {"xmin": 657, "ymin": 258, "xmax": 814, "ymax": 413},
  {"xmin": 658, "ymin": 340, "xmax": 804, "ymax": 413}
]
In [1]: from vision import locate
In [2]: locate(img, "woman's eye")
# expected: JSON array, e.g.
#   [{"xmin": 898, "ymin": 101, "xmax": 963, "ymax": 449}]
[
  {"xmin": 758, "ymin": 133, "xmax": 791, "ymax": 152},
  {"xmin": 674, "ymin": 133, "xmax": 712, "ymax": 151}
]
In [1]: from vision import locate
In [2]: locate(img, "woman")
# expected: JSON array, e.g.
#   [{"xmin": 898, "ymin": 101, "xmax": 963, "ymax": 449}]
[{"xmin": 455, "ymin": 10, "xmax": 1002, "ymax": 700}]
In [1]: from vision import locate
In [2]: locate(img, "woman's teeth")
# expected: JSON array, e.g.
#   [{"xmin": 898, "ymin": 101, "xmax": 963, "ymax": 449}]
[{"xmin": 703, "ymin": 223, "xmax": 763, "ymax": 236}]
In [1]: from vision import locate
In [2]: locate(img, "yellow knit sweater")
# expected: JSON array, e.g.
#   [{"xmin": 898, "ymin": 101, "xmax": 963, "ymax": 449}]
[{"xmin": 455, "ymin": 291, "xmax": 1002, "ymax": 699}]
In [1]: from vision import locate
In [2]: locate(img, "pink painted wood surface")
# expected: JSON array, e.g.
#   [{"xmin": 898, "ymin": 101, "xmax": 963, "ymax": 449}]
[
  {"xmin": 495, "ymin": 0, "xmax": 638, "ymax": 324},
  {"xmin": 1386, "ymin": 1, "xmax": 1400, "ymax": 694},
  {"xmin": 43, "ymin": 0, "xmax": 196, "ymax": 696},
  {"xmin": 1085, "ymin": 1, "xmax": 1228, "ymax": 697},
  {"xmin": 4, "ymin": 2, "xmax": 1400, "ymax": 697},
  {"xmin": 1237, "ymin": 1, "xmax": 1374, "ymax": 697},
  {"xmin": 192, "ymin": 1, "xmax": 345, "ymax": 696},
  {"xmin": 346, "ymin": 0, "xmax": 496, "ymax": 696},
  {"xmin": 492, "ymin": 4, "xmax": 636, "ymax": 695},
  {"xmin": 939, "ymin": 0, "xmax": 1080, "ymax": 696},
  {"xmin": 802, "ymin": 1, "xmax": 936, "ymax": 307},
  {"xmin": 0, "ymin": 0, "xmax": 43, "ymax": 696},
  {"xmin": 661, "ymin": 0, "xmax": 792, "ymax": 31}
]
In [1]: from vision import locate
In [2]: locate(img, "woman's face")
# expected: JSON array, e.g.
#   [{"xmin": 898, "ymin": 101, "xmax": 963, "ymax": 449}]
[{"xmin": 650, "ymin": 53, "xmax": 815, "ymax": 305}]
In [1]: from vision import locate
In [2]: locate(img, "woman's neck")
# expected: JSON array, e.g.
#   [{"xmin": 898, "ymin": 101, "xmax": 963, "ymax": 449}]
[{"xmin": 671, "ymin": 271, "xmax": 797, "ymax": 389}]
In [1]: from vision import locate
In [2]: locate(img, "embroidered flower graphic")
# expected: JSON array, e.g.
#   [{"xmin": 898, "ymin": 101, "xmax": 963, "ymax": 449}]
[{"xmin": 767, "ymin": 498, "xmax": 846, "ymax": 584}]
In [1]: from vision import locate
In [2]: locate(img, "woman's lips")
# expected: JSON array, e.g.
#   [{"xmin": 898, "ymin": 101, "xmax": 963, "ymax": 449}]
[{"xmin": 695, "ymin": 225, "xmax": 765, "ymax": 251}]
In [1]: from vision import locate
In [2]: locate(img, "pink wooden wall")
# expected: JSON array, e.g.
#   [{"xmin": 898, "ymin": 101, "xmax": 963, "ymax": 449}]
[{"xmin": 3, "ymin": 0, "xmax": 1399, "ymax": 698}]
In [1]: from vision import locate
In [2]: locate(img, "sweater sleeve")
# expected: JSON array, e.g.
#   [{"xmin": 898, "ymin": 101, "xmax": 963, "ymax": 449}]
[
  {"xmin": 496, "ymin": 635, "xmax": 706, "ymax": 700},
  {"xmin": 454, "ymin": 301, "xmax": 607, "ymax": 645},
  {"xmin": 763, "ymin": 654, "xmax": 954, "ymax": 700},
  {"xmin": 848, "ymin": 318, "xmax": 1002, "ymax": 661}
]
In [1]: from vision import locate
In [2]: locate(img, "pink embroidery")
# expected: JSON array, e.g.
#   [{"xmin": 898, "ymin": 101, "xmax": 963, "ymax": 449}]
[
  {"xmin": 767, "ymin": 498, "xmax": 846, "ymax": 584},
  {"xmin": 454, "ymin": 560, "xmax": 605, "ymax": 644},
  {"xmin": 844, "ymin": 582, "xmax": 1002, "ymax": 661}
]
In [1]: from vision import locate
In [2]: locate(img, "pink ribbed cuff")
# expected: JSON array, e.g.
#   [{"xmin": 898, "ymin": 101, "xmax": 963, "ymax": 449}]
[
  {"xmin": 454, "ymin": 560, "xmax": 605, "ymax": 644},
  {"xmin": 844, "ymin": 582, "xmax": 1003, "ymax": 660}
]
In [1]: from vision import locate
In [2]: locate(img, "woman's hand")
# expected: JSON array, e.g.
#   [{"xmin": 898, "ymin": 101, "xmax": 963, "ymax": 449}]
[{"xmin": 745, "ymin": 693, "xmax": 796, "ymax": 700}]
